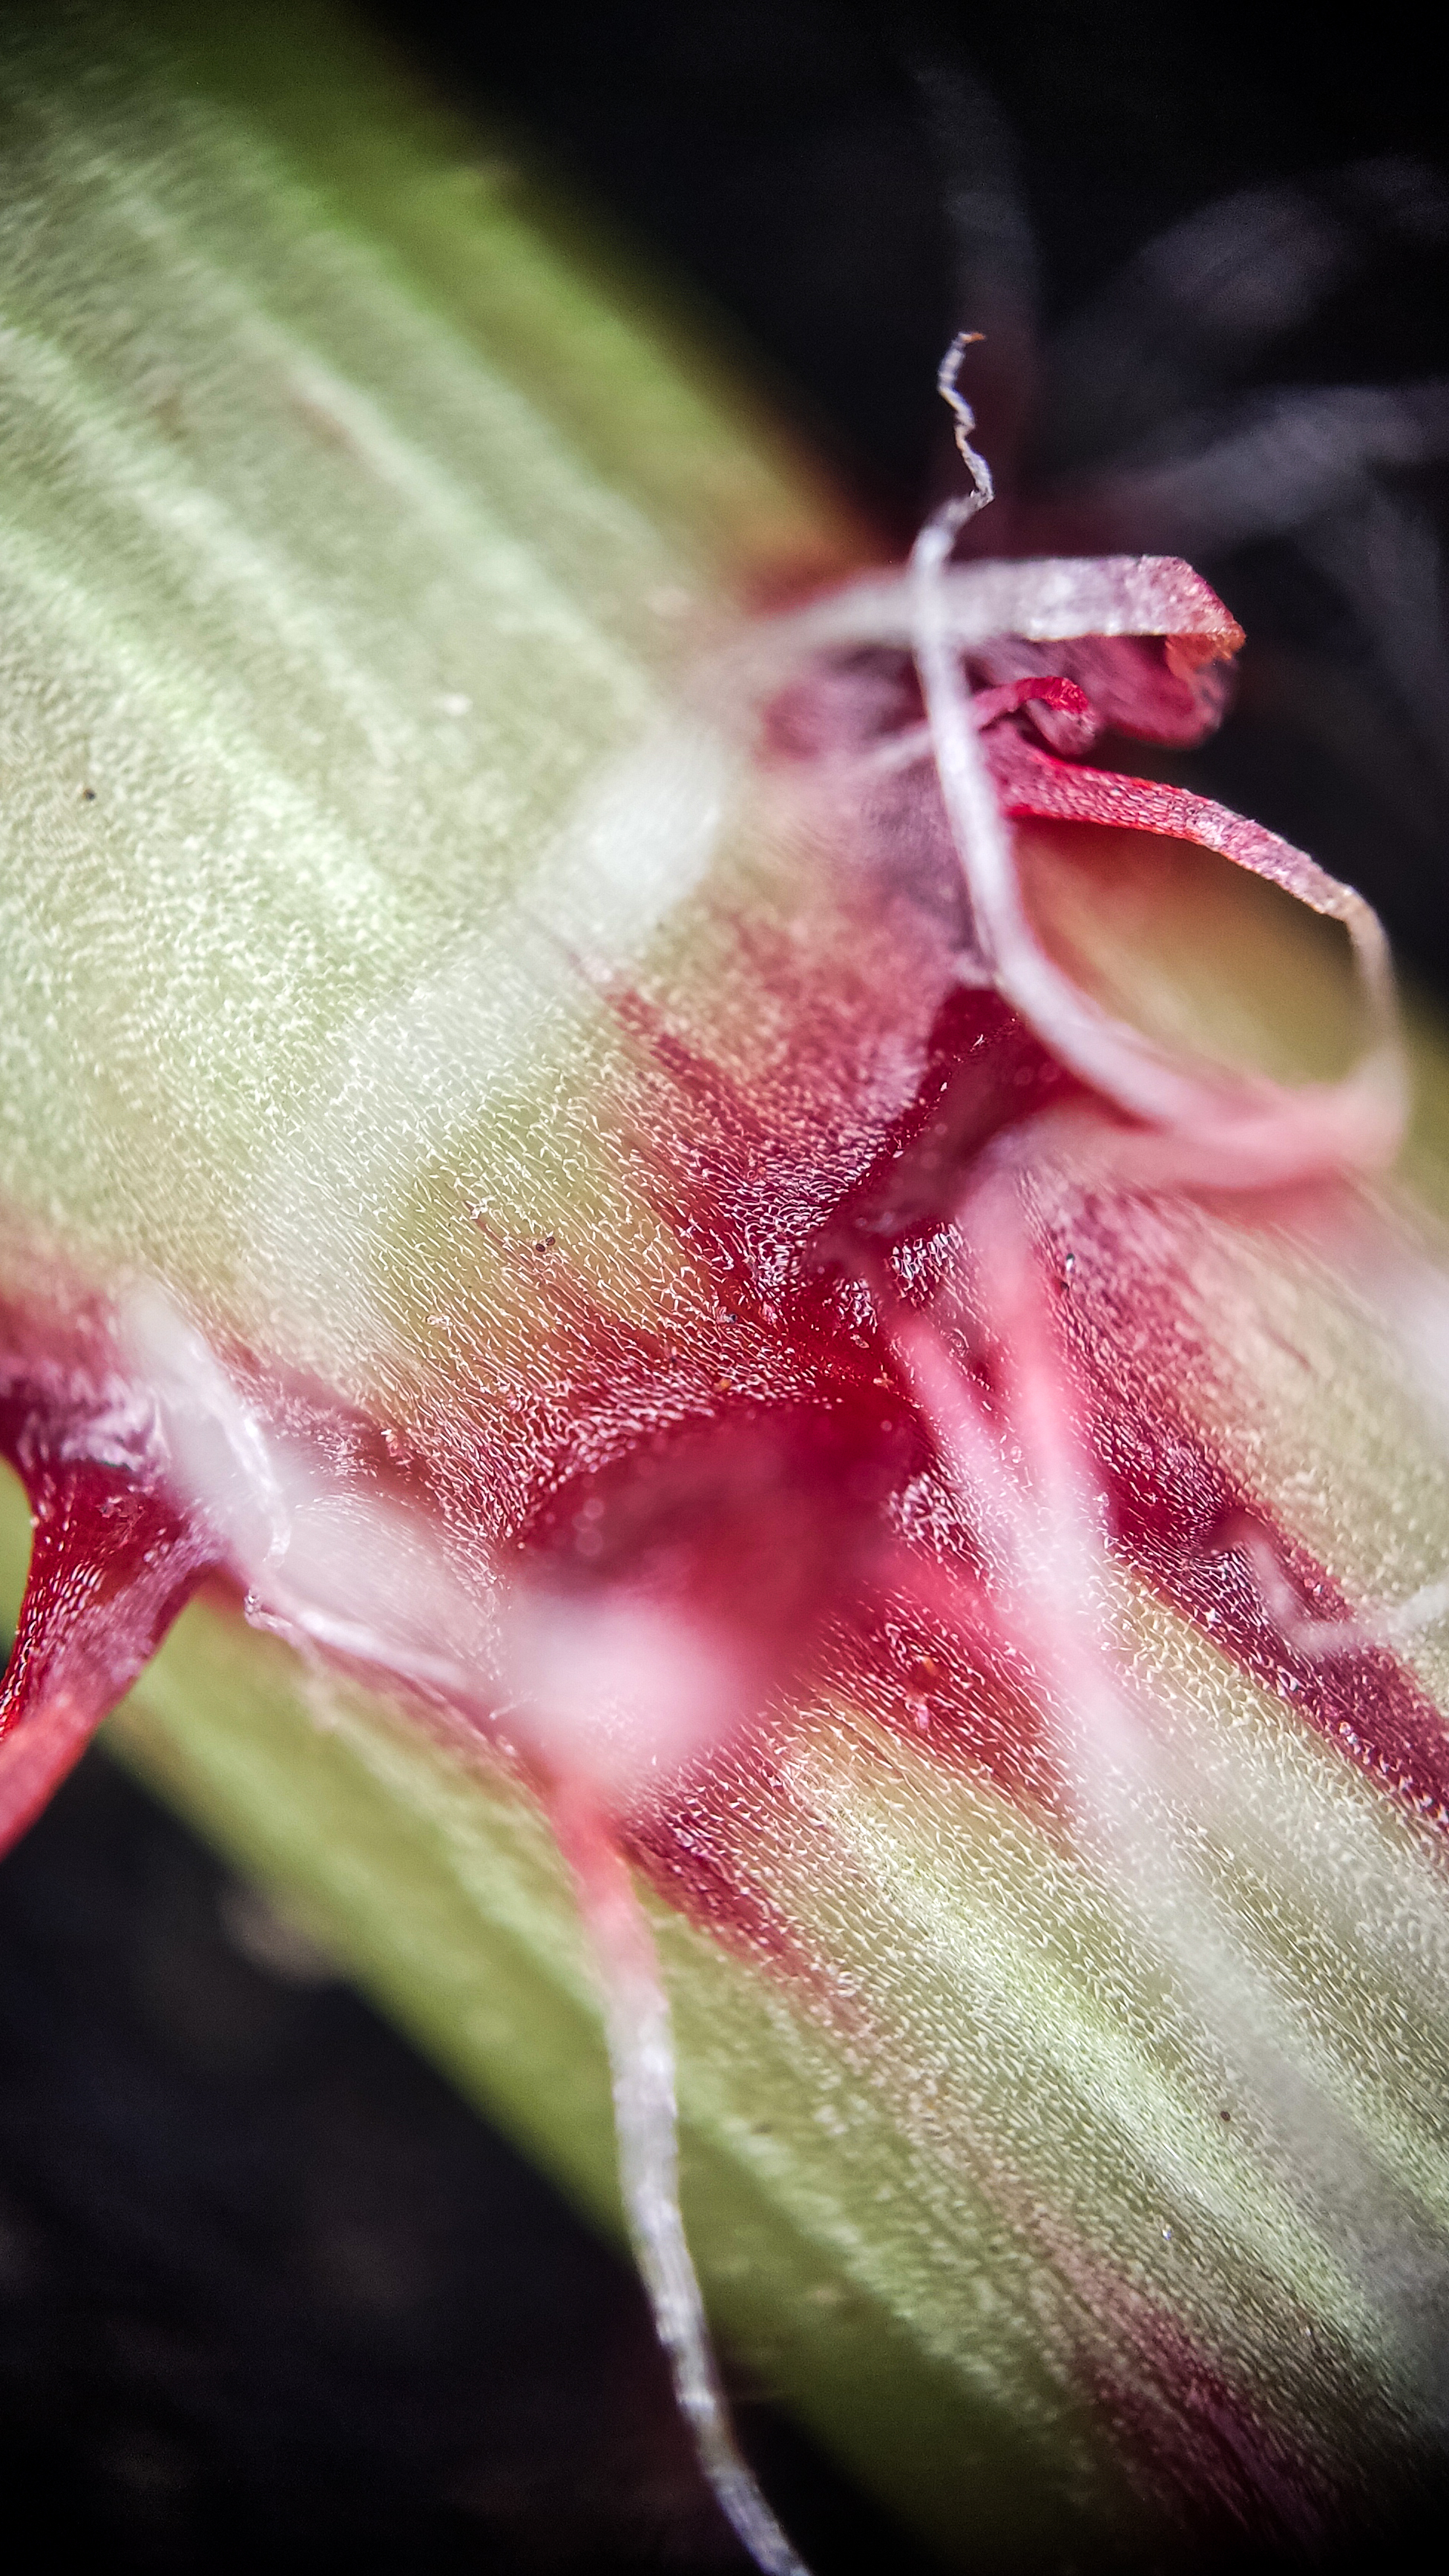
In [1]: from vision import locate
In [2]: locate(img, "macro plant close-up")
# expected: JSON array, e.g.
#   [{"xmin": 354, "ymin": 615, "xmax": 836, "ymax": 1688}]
[{"xmin": 4, "ymin": 4, "xmax": 1449, "ymax": 2569}]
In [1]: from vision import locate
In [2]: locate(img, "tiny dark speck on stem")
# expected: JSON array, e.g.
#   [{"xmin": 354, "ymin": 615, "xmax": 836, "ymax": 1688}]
[{"xmin": 81, "ymin": 785, "xmax": 96, "ymax": 801}]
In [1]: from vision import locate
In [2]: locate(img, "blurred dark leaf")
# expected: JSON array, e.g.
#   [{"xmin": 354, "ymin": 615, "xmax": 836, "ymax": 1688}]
[{"xmin": 375, "ymin": 0, "xmax": 1449, "ymax": 987}]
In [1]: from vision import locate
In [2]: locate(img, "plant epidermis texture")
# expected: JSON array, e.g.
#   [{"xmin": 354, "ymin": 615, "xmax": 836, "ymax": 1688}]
[
  {"xmin": 5, "ymin": 16, "xmax": 1449, "ymax": 2554},
  {"xmin": 7, "ymin": 596, "xmax": 1449, "ymax": 2544}
]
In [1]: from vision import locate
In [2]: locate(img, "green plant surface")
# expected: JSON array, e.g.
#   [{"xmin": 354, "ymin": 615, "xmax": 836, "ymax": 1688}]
[
  {"xmin": 0, "ymin": 1465, "xmax": 1137, "ymax": 2566},
  {"xmin": 7, "ymin": 7, "xmax": 1449, "ymax": 2566}
]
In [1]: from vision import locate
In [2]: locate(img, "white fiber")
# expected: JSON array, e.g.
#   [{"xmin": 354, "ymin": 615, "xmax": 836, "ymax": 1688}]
[{"xmin": 556, "ymin": 1798, "xmax": 812, "ymax": 2576}]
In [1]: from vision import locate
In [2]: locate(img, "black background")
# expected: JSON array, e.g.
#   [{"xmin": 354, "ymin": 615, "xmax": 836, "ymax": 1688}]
[
  {"xmin": 372, "ymin": 0, "xmax": 1449, "ymax": 512},
  {"xmin": 379, "ymin": 0, "xmax": 1449, "ymax": 988},
  {"xmin": 4, "ymin": 4, "xmax": 1448, "ymax": 2567}
]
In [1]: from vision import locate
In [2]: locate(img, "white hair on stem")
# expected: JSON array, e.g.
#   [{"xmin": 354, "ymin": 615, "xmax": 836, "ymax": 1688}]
[
  {"xmin": 715, "ymin": 341, "xmax": 1406, "ymax": 1199},
  {"xmin": 1213, "ymin": 1511, "xmax": 1449, "ymax": 1659},
  {"xmin": 552, "ymin": 1792, "xmax": 811, "ymax": 2576},
  {"xmin": 910, "ymin": 352, "xmax": 1403, "ymax": 1189},
  {"xmin": 122, "ymin": 1283, "xmax": 809, "ymax": 2569},
  {"xmin": 884, "ymin": 1166, "xmax": 1449, "ymax": 2382}
]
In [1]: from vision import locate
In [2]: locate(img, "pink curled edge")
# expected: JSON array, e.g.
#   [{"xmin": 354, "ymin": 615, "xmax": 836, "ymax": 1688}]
[{"xmin": 752, "ymin": 541, "xmax": 1407, "ymax": 1195}]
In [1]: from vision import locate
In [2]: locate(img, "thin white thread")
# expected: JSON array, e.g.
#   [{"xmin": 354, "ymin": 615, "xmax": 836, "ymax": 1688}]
[
  {"xmin": 1216, "ymin": 1516, "xmax": 1449, "ymax": 1662},
  {"xmin": 559, "ymin": 1804, "xmax": 811, "ymax": 2576},
  {"xmin": 890, "ymin": 1179, "xmax": 1447, "ymax": 2350},
  {"xmin": 904, "ymin": 341, "xmax": 1404, "ymax": 1185},
  {"xmin": 708, "ymin": 341, "xmax": 1405, "ymax": 1194},
  {"xmin": 936, "ymin": 330, "xmax": 996, "ymax": 522}
]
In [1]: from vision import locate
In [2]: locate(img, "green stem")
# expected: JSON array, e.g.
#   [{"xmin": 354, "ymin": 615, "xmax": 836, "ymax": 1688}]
[{"xmin": 6, "ymin": 7, "xmax": 1449, "ymax": 2564}]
